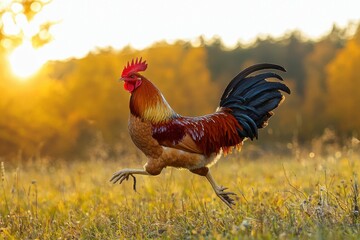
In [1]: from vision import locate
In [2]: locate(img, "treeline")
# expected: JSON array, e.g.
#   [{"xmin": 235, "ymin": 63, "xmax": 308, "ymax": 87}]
[{"xmin": 1, "ymin": 25, "xmax": 360, "ymax": 159}]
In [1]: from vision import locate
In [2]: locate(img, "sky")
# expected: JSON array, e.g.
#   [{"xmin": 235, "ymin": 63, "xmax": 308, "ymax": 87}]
[
  {"xmin": 4, "ymin": 0, "xmax": 360, "ymax": 77},
  {"xmin": 31, "ymin": 0, "xmax": 360, "ymax": 61}
]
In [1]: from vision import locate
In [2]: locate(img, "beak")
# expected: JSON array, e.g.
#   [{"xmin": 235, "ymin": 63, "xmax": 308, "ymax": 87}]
[{"xmin": 118, "ymin": 77, "xmax": 125, "ymax": 82}]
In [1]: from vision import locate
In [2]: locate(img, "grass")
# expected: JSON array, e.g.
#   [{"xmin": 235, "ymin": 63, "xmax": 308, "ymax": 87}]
[{"xmin": 0, "ymin": 149, "xmax": 359, "ymax": 239}]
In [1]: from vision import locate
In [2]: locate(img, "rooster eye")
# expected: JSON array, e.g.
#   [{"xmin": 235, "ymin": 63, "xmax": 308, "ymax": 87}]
[{"xmin": 129, "ymin": 74, "xmax": 141, "ymax": 81}]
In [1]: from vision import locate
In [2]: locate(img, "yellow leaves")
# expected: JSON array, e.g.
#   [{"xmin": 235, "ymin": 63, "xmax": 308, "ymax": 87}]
[{"xmin": 326, "ymin": 29, "xmax": 360, "ymax": 132}]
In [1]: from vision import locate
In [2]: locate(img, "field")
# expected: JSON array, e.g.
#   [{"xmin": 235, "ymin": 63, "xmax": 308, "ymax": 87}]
[{"xmin": 1, "ymin": 146, "xmax": 359, "ymax": 239}]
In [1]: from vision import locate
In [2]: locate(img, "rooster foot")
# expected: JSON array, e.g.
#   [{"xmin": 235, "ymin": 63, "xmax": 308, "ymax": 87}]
[
  {"xmin": 110, "ymin": 170, "xmax": 133, "ymax": 184},
  {"xmin": 215, "ymin": 186, "xmax": 237, "ymax": 209},
  {"xmin": 110, "ymin": 168, "xmax": 149, "ymax": 192},
  {"xmin": 205, "ymin": 171, "xmax": 237, "ymax": 209}
]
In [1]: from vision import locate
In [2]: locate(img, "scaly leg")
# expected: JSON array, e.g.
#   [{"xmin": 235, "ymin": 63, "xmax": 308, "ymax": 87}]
[
  {"xmin": 205, "ymin": 171, "xmax": 237, "ymax": 209},
  {"xmin": 110, "ymin": 168, "xmax": 149, "ymax": 191}
]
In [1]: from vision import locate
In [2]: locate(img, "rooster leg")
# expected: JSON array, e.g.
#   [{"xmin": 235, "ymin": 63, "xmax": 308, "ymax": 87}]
[
  {"xmin": 205, "ymin": 171, "xmax": 237, "ymax": 209},
  {"xmin": 110, "ymin": 168, "xmax": 149, "ymax": 191}
]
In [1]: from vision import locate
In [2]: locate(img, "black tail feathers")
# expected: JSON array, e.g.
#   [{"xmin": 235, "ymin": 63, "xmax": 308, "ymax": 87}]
[{"xmin": 220, "ymin": 63, "xmax": 291, "ymax": 140}]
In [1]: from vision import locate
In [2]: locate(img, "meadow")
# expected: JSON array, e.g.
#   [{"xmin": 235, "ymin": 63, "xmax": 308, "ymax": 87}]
[
  {"xmin": 0, "ymin": 144, "xmax": 359, "ymax": 239},
  {"xmin": 2, "ymin": 1, "xmax": 360, "ymax": 239}
]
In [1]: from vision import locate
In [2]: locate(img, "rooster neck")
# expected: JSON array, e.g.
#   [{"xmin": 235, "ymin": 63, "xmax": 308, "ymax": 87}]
[{"xmin": 129, "ymin": 78, "xmax": 177, "ymax": 123}]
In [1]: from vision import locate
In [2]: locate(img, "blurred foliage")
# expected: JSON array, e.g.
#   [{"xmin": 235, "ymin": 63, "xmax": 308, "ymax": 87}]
[
  {"xmin": 0, "ymin": 0, "xmax": 53, "ymax": 104},
  {"xmin": 327, "ymin": 26, "xmax": 360, "ymax": 136},
  {"xmin": 0, "ymin": 0, "xmax": 52, "ymax": 52},
  {"xmin": 0, "ymin": 2, "xmax": 359, "ymax": 159}
]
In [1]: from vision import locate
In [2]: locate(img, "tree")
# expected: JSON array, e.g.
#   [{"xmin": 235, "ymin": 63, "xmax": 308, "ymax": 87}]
[
  {"xmin": 0, "ymin": 0, "xmax": 52, "ymax": 52},
  {"xmin": 302, "ymin": 27, "xmax": 345, "ymax": 135},
  {"xmin": 326, "ymin": 27, "xmax": 360, "ymax": 135},
  {"xmin": 0, "ymin": 0, "xmax": 54, "ymax": 157}
]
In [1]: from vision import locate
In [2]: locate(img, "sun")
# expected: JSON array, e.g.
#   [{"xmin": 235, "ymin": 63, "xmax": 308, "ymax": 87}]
[{"xmin": 8, "ymin": 41, "xmax": 46, "ymax": 79}]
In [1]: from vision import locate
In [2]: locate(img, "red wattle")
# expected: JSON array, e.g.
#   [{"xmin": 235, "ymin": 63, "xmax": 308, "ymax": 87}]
[
  {"xmin": 124, "ymin": 80, "xmax": 142, "ymax": 93},
  {"xmin": 124, "ymin": 81, "xmax": 135, "ymax": 92}
]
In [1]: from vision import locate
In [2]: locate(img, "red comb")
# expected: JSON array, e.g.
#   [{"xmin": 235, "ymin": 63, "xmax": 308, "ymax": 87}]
[{"xmin": 121, "ymin": 57, "xmax": 148, "ymax": 77}]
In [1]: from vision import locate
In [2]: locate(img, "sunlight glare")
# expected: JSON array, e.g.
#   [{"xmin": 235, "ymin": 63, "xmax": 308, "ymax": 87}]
[{"xmin": 9, "ymin": 41, "xmax": 46, "ymax": 79}]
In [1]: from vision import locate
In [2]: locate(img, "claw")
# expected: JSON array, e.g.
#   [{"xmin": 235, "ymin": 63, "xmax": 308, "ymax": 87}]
[
  {"xmin": 205, "ymin": 172, "xmax": 238, "ymax": 209},
  {"xmin": 111, "ymin": 171, "xmax": 130, "ymax": 182},
  {"xmin": 131, "ymin": 175, "xmax": 137, "ymax": 192},
  {"xmin": 110, "ymin": 171, "xmax": 137, "ymax": 192},
  {"xmin": 110, "ymin": 168, "xmax": 149, "ymax": 192},
  {"xmin": 215, "ymin": 187, "xmax": 237, "ymax": 209}
]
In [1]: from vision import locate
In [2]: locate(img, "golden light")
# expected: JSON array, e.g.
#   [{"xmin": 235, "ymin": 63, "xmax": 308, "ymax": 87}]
[{"xmin": 8, "ymin": 41, "xmax": 46, "ymax": 79}]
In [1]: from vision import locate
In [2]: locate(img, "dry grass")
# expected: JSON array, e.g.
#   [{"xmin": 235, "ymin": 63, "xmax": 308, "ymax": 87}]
[{"xmin": 0, "ymin": 149, "xmax": 359, "ymax": 239}]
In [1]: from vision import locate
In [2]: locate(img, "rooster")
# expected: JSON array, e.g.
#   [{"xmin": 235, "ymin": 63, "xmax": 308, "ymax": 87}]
[{"xmin": 110, "ymin": 58, "xmax": 290, "ymax": 208}]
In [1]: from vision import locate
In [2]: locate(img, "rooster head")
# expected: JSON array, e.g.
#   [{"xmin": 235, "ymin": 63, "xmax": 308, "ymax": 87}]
[{"xmin": 120, "ymin": 57, "xmax": 148, "ymax": 93}]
